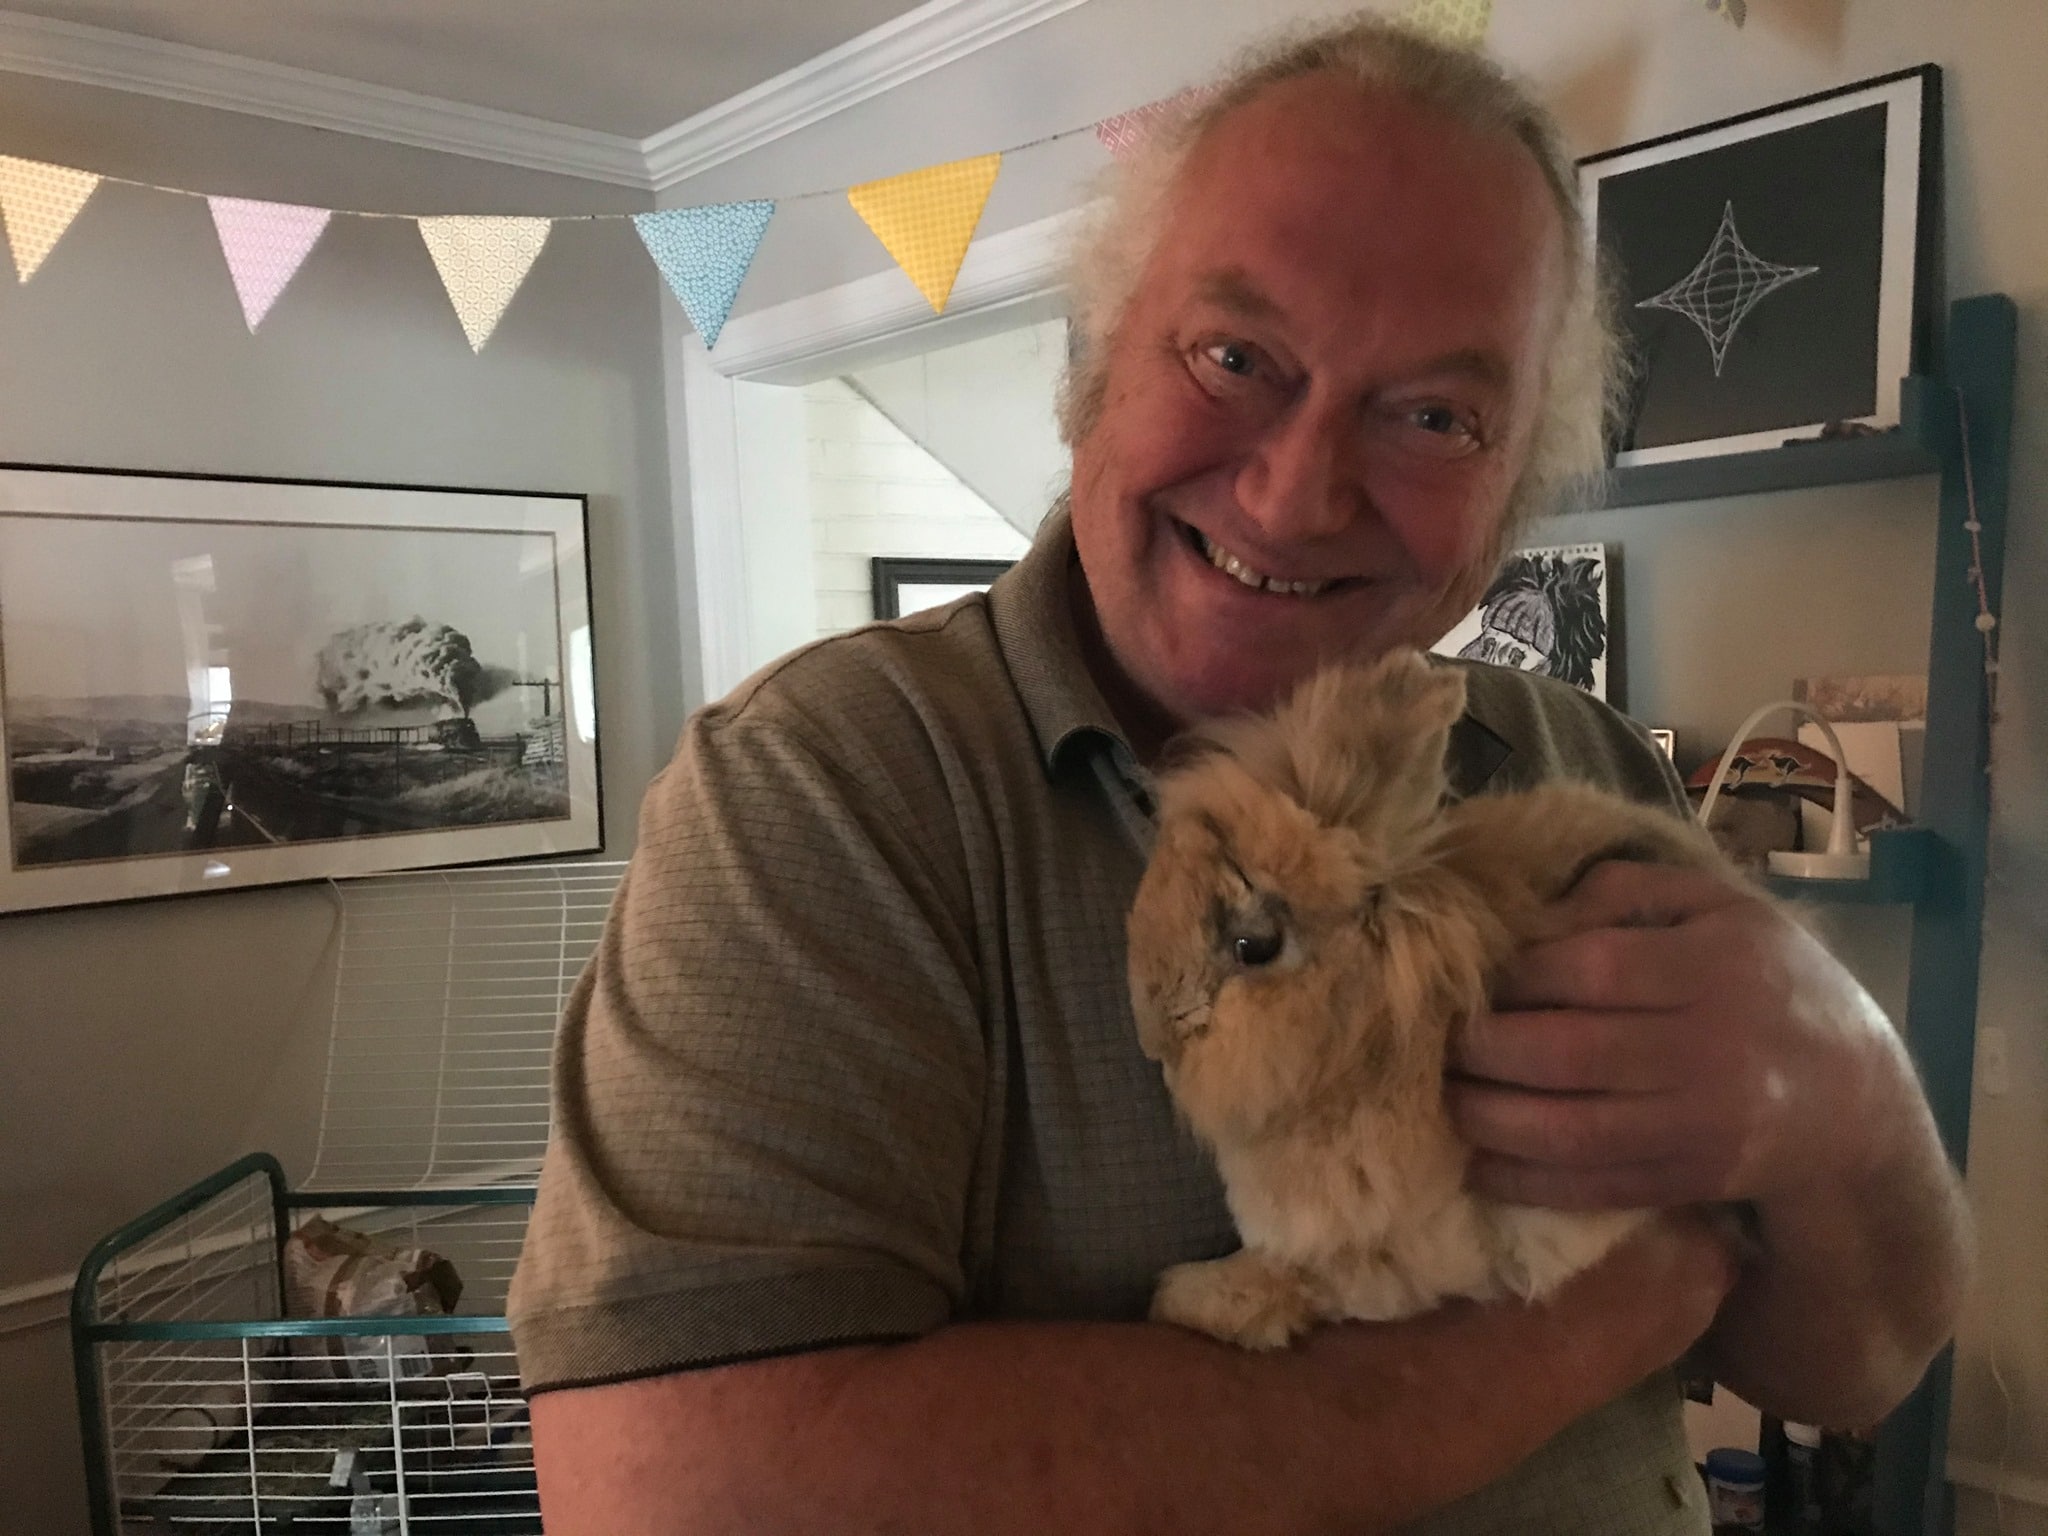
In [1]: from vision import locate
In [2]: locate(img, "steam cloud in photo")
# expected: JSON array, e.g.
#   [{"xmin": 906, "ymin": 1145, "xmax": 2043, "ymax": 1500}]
[{"xmin": 316, "ymin": 618, "xmax": 483, "ymax": 715}]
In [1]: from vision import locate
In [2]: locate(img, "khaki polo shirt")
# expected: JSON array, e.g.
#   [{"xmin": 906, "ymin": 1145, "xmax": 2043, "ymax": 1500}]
[{"xmin": 509, "ymin": 509, "xmax": 1708, "ymax": 1534}]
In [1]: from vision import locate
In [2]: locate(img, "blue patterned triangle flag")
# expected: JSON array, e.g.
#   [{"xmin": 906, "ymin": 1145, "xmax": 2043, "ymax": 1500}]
[{"xmin": 633, "ymin": 201, "xmax": 775, "ymax": 347}]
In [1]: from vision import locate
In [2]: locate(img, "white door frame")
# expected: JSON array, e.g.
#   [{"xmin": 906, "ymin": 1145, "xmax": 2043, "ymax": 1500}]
[{"xmin": 680, "ymin": 208, "xmax": 1079, "ymax": 702}]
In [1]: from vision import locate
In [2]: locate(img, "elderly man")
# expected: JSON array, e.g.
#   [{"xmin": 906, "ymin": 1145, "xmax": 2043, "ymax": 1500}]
[{"xmin": 510, "ymin": 15, "xmax": 1968, "ymax": 1533}]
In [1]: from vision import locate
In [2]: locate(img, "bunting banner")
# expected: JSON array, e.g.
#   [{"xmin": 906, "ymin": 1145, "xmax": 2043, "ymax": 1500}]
[
  {"xmin": 417, "ymin": 215, "xmax": 552, "ymax": 351},
  {"xmin": 207, "ymin": 197, "xmax": 331, "ymax": 330},
  {"xmin": 633, "ymin": 200, "xmax": 775, "ymax": 347},
  {"xmin": 0, "ymin": 156, "xmax": 100, "ymax": 282},
  {"xmin": 847, "ymin": 153, "xmax": 1001, "ymax": 314},
  {"xmin": 1397, "ymin": 0, "xmax": 1493, "ymax": 47},
  {"xmin": 0, "ymin": 34, "xmax": 1532, "ymax": 347}
]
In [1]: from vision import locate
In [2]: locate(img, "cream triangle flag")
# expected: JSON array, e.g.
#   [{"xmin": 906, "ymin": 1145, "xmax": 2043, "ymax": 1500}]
[
  {"xmin": 0, "ymin": 157, "xmax": 100, "ymax": 281},
  {"xmin": 846, "ymin": 153, "xmax": 1000, "ymax": 314},
  {"xmin": 1396, "ymin": 0, "xmax": 1492, "ymax": 47},
  {"xmin": 417, "ymin": 215, "xmax": 552, "ymax": 351}
]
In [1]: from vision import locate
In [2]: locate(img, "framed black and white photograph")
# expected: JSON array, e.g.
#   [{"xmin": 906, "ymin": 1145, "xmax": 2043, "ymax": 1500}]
[
  {"xmin": 871, "ymin": 557, "xmax": 1014, "ymax": 621},
  {"xmin": 0, "ymin": 464, "xmax": 601, "ymax": 916},
  {"xmin": 1433, "ymin": 543, "xmax": 1612, "ymax": 701},
  {"xmin": 1580, "ymin": 65, "xmax": 1939, "ymax": 466}
]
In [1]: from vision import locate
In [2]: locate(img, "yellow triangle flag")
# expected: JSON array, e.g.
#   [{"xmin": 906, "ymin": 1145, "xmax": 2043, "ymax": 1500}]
[
  {"xmin": 1397, "ymin": 0, "xmax": 1492, "ymax": 47},
  {"xmin": 417, "ymin": 215, "xmax": 552, "ymax": 352},
  {"xmin": 0, "ymin": 157, "xmax": 100, "ymax": 281},
  {"xmin": 847, "ymin": 153, "xmax": 1001, "ymax": 314}
]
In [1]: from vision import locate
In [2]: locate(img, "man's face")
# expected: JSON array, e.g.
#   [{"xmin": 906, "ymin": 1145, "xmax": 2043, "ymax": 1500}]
[{"xmin": 1068, "ymin": 74, "xmax": 1568, "ymax": 731}]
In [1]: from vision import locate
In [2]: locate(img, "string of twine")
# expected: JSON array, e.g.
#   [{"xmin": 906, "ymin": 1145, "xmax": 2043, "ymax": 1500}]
[
  {"xmin": 4, "ymin": 112, "xmax": 1125, "ymax": 224},
  {"xmin": 1956, "ymin": 389, "xmax": 2000, "ymax": 735}
]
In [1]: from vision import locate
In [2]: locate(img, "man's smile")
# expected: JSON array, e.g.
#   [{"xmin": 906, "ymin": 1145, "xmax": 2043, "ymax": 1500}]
[{"xmin": 1179, "ymin": 520, "xmax": 1350, "ymax": 598}]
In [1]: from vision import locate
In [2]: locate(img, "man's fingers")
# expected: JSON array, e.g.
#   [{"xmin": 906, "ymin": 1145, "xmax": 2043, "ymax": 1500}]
[
  {"xmin": 1450, "ymin": 1007, "xmax": 1686, "ymax": 1092},
  {"xmin": 1554, "ymin": 858, "xmax": 1747, "ymax": 931},
  {"xmin": 1465, "ymin": 1150, "xmax": 1718, "ymax": 1212},
  {"xmin": 1494, "ymin": 923, "xmax": 1707, "ymax": 1012},
  {"xmin": 1447, "ymin": 1077, "xmax": 1694, "ymax": 1170}
]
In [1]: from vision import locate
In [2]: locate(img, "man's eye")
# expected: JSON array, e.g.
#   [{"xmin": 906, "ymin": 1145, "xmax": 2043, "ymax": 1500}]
[
  {"xmin": 1393, "ymin": 402, "xmax": 1483, "ymax": 456},
  {"xmin": 1196, "ymin": 339, "xmax": 1271, "ymax": 382},
  {"xmin": 1209, "ymin": 342, "xmax": 1256, "ymax": 375}
]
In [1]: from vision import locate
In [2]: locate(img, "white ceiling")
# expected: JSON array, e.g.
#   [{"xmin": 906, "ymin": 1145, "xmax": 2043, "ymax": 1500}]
[{"xmin": 0, "ymin": 0, "xmax": 937, "ymax": 139}]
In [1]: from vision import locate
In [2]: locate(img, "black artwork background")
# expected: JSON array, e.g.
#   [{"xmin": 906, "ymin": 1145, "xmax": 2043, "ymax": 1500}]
[{"xmin": 1596, "ymin": 103, "xmax": 1890, "ymax": 453}]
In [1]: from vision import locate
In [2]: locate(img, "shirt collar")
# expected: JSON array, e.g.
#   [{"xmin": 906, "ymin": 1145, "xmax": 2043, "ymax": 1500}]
[
  {"xmin": 987, "ymin": 499, "xmax": 1129, "ymax": 776},
  {"xmin": 988, "ymin": 501, "xmax": 1516, "ymax": 795}
]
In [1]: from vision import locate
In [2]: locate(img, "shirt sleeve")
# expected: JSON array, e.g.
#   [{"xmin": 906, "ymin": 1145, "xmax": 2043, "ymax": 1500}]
[{"xmin": 508, "ymin": 673, "xmax": 987, "ymax": 1393}]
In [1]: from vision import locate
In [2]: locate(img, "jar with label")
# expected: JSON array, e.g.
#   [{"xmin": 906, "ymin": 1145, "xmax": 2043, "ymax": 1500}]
[{"xmin": 1705, "ymin": 1447, "xmax": 1767, "ymax": 1533}]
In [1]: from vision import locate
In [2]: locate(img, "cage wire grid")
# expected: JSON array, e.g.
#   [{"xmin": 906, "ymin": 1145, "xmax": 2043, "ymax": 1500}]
[
  {"xmin": 306, "ymin": 860, "xmax": 626, "ymax": 1192},
  {"xmin": 86, "ymin": 1174, "xmax": 540, "ymax": 1533},
  {"xmin": 80, "ymin": 860, "xmax": 624, "ymax": 1535}
]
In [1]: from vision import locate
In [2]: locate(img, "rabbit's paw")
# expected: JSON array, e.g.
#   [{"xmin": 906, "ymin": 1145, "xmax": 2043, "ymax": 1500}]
[
  {"xmin": 1151, "ymin": 1251, "xmax": 1316, "ymax": 1350},
  {"xmin": 1492, "ymin": 1206, "xmax": 1648, "ymax": 1301}
]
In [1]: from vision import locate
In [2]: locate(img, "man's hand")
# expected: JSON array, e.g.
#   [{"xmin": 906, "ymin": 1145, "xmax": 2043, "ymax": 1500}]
[
  {"xmin": 1446, "ymin": 860, "xmax": 1893, "ymax": 1211},
  {"xmin": 1444, "ymin": 859, "xmax": 1971, "ymax": 1426}
]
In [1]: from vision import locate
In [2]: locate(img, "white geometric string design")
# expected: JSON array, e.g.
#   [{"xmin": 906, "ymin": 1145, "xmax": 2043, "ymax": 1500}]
[{"xmin": 1635, "ymin": 200, "xmax": 1819, "ymax": 376}]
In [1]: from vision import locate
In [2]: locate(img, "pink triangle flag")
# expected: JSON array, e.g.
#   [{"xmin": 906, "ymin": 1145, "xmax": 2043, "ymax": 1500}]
[
  {"xmin": 208, "ymin": 198, "xmax": 331, "ymax": 330},
  {"xmin": 1094, "ymin": 90, "xmax": 1205, "ymax": 161}
]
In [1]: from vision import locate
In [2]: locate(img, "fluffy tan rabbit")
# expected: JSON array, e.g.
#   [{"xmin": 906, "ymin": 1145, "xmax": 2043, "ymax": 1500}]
[{"xmin": 1127, "ymin": 649, "xmax": 1737, "ymax": 1350}]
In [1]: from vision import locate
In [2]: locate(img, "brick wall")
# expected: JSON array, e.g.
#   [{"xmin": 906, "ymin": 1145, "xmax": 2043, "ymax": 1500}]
[{"xmin": 804, "ymin": 377, "xmax": 1030, "ymax": 638}]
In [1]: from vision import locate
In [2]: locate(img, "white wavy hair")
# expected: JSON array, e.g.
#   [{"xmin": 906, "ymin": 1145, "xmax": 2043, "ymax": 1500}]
[{"xmin": 1056, "ymin": 12, "xmax": 1620, "ymax": 537}]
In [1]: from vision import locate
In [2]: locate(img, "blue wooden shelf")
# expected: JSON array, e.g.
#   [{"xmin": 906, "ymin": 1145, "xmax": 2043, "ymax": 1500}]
[
  {"xmin": 1595, "ymin": 375, "xmax": 1946, "ymax": 509},
  {"xmin": 1765, "ymin": 824, "xmax": 1943, "ymax": 905},
  {"xmin": 1585, "ymin": 295, "xmax": 2017, "ymax": 1536}
]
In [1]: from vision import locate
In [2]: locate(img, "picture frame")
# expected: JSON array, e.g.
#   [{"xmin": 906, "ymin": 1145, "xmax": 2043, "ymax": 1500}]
[
  {"xmin": 1579, "ymin": 65, "xmax": 1940, "ymax": 467},
  {"xmin": 1433, "ymin": 543, "xmax": 1613, "ymax": 702},
  {"xmin": 0, "ymin": 463, "xmax": 602, "ymax": 916},
  {"xmin": 871, "ymin": 557, "xmax": 1015, "ymax": 621}
]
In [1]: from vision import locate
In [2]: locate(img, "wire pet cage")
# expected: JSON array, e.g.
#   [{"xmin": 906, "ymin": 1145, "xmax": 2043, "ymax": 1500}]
[
  {"xmin": 73, "ymin": 1156, "xmax": 536, "ymax": 1535},
  {"xmin": 71, "ymin": 861, "xmax": 625, "ymax": 1535}
]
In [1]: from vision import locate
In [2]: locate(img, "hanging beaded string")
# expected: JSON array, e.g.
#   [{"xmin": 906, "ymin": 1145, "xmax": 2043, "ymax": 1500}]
[{"xmin": 1955, "ymin": 389, "xmax": 2000, "ymax": 735}]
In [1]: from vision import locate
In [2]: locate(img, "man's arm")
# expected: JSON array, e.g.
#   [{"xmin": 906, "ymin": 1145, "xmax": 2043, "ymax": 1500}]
[
  {"xmin": 533, "ymin": 1218, "xmax": 1735, "ymax": 1536},
  {"xmin": 1449, "ymin": 860, "xmax": 1971, "ymax": 1429}
]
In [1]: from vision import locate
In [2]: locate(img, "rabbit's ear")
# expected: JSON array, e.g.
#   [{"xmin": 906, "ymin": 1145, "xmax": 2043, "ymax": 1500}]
[{"xmin": 1279, "ymin": 651, "xmax": 1466, "ymax": 833}]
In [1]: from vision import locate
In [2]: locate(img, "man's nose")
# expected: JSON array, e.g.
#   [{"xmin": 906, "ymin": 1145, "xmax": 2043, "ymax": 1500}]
[{"xmin": 1235, "ymin": 401, "xmax": 1363, "ymax": 543}]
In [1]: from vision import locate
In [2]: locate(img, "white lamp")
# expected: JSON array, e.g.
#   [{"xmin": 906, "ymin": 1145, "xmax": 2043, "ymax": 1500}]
[{"xmin": 1695, "ymin": 700, "xmax": 1871, "ymax": 881}]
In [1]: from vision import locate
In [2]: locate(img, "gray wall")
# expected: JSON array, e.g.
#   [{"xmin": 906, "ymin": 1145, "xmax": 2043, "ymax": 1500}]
[{"xmin": 0, "ymin": 79, "xmax": 685, "ymax": 1536}]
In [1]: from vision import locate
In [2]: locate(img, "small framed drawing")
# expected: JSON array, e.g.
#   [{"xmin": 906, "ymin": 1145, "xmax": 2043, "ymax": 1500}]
[
  {"xmin": 1433, "ymin": 544, "xmax": 1611, "ymax": 701},
  {"xmin": 871, "ymin": 557, "xmax": 1015, "ymax": 621},
  {"xmin": 0, "ymin": 464, "xmax": 602, "ymax": 916},
  {"xmin": 1580, "ymin": 66, "xmax": 1940, "ymax": 466}
]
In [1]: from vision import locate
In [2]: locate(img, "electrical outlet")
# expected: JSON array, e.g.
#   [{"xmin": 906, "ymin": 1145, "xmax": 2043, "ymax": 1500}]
[{"xmin": 1979, "ymin": 1027, "xmax": 2010, "ymax": 1097}]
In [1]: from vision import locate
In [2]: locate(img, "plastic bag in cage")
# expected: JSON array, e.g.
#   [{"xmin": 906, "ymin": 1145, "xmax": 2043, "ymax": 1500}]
[{"xmin": 284, "ymin": 1215, "xmax": 464, "ymax": 1381}]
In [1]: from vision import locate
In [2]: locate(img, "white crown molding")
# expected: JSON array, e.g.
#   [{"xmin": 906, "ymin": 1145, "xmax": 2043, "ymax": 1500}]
[
  {"xmin": 707, "ymin": 203, "xmax": 1083, "ymax": 383},
  {"xmin": 0, "ymin": 0, "xmax": 1091, "ymax": 196},
  {"xmin": 0, "ymin": 9, "xmax": 652, "ymax": 189},
  {"xmin": 641, "ymin": 0, "xmax": 1092, "ymax": 192}
]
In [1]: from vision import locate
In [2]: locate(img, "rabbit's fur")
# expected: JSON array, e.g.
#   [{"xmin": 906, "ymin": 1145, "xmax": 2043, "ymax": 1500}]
[{"xmin": 1126, "ymin": 650, "xmax": 1734, "ymax": 1349}]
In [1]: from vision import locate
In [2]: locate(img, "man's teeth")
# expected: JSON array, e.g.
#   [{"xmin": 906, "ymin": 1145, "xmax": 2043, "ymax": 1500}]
[{"xmin": 1195, "ymin": 530, "xmax": 1332, "ymax": 596}]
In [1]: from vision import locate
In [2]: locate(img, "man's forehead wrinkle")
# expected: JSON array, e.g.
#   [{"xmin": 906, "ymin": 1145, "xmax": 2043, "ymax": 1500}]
[
  {"xmin": 1412, "ymin": 348, "xmax": 1514, "ymax": 391},
  {"xmin": 1193, "ymin": 270, "xmax": 1285, "ymax": 322}
]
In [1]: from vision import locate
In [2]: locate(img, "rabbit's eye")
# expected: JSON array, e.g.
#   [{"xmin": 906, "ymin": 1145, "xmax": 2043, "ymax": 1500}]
[{"xmin": 1232, "ymin": 930, "xmax": 1283, "ymax": 967}]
